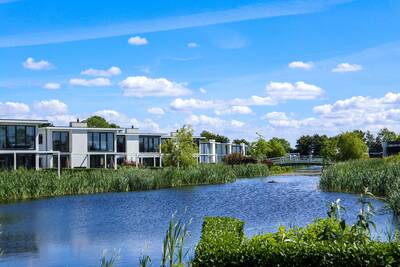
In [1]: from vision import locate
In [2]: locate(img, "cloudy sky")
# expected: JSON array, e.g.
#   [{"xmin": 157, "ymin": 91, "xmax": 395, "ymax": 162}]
[{"xmin": 1, "ymin": 0, "xmax": 400, "ymax": 143}]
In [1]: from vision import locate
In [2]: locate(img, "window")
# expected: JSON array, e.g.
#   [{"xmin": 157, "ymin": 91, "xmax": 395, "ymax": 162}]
[
  {"xmin": 52, "ymin": 131, "xmax": 69, "ymax": 152},
  {"xmin": 139, "ymin": 136, "xmax": 160, "ymax": 152},
  {"xmin": 0, "ymin": 127, "xmax": 5, "ymax": 149},
  {"xmin": 232, "ymin": 145, "xmax": 242, "ymax": 154},
  {"xmin": 117, "ymin": 135, "xmax": 126, "ymax": 152},
  {"xmin": 88, "ymin": 132, "xmax": 114, "ymax": 152},
  {"xmin": 39, "ymin": 134, "xmax": 43, "ymax": 145},
  {"xmin": 0, "ymin": 125, "xmax": 36, "ymax": 150}
]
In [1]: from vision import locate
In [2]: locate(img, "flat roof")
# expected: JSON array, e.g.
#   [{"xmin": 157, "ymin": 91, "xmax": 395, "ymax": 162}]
[
  {"xmin": 41, "ymin": 126, "xmax": 120, "ymax": 131},
  {"xmin": 118, "ymin": 132, "xmax": 167, "ymax": 136},
  {"xmin": 0, "ymin": 119, "xmax": 48, "ymax": 124}
]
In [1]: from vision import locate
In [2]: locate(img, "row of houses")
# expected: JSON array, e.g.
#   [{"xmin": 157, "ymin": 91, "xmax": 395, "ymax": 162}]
[{"xmin": 0, "ymin": 119, "xmax": 247, "ymax": 170}]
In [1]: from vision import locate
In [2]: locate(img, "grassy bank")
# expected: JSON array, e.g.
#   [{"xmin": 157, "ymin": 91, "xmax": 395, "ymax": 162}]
[
  {"xmin": 0, "ymin": 164, "xmax": 291, "ymax": 202},
  {"xmin": 320, "ymin": 157, "xmax": 400, "ymax": 215}
]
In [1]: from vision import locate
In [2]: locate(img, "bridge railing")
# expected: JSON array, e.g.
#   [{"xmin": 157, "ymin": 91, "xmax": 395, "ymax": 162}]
[{"xmin": 269, "ymin": 156, "xmax": 325, "ymax": 165}]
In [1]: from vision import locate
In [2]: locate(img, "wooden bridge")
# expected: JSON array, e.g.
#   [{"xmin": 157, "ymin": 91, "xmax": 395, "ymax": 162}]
[{"xmin": 269, "ymin": 155, "xmax": 327, "ymax": 166}]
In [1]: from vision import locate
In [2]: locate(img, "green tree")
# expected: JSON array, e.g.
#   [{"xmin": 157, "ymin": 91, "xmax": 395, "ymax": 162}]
[
  {"xmin": 337, "ymin": 132, "xmax": 368, "ymax": 161},
  {"xmin": 270, "ymin": 137, "xmax": 292, "ymax": 153},
  {"xmin": 365, "ymin": 130, "xmax": 381, "ymax": 151},
  {"xmin": 295, "ymin": 134, "xmax": 327, "ymax": 156},
  {"xmin": 200, "ymin": 130, "xmax": 230, "ymax": 143},
  {"xmin": 249, "ymin": 138, "xmax": 271, "ymax": 161},
  {"xmin": 161, "ymin": 126, "xmax": 198, "ymax": 168},
  {"xmin": 84, "ymin": 115, "xmax": 119, "ymax": 128},
  {"xmin": 232, "ymin": 139, "xmax": 250, "ymax": 146},
  {"xmin": 267, "ymin": 139, "xmax": 286, "ymax": 158},
  {"xmin": 321, "ymin": 138, "xmax": 338, "ymax": 162},
  {"xmin": 295, "ymin": 135, "xmax": 313, "ymax": 155},
  {"xmin": 377, "ymin": 128, "xmax": 398, "ymax": 143}
]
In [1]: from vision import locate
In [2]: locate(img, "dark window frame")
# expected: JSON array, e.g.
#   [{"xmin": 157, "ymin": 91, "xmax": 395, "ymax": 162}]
[
  {"xmin": 52, "ymin": 131, "xmax": 70, "ymax": 152},
  {"xmin": 88, "ymin": 132, "xmax": 115, "ymax": 152},
  {"xmin": 139, "ymin": 135, "xmax": 160, "ymax": 153},
  {"xmin": 0, "ymin": 125, "xmax": 36, "ymax": 150}
]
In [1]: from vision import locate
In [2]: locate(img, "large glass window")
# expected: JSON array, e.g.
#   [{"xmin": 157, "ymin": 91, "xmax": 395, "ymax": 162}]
[
  {"xmin": 139, "ymin": 136, "xmax": 160, "ymax": 152},
  {"xmin": 88, "ymin": 132, "xmax": 114, "ymax": 152},
  {"xmin": 0, "ymin": 127, "xmax": 5, "ymax": 149},
  {"xmin": 52, "ymin": 131, "xmax": 69, "ymax": 152},
  {"xmin": 117, "ymin": 135, "xmax": 126, "ymax": 152},
  {"xmin": 0, "ymin": 125, "xmax": 35, "ymax": 150},
  {"xmin": 232, "ymin": 145, "xmax": 242, "ymax": 154},
  {"xmin": 200, "ymin": 143, "xmax": 211, "ymax": 154}
]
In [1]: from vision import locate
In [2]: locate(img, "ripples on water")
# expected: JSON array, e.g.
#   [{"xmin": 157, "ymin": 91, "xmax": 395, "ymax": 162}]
[{"xmin": 0, "ymin": 175, "xmax": 394, "ymax": 267}]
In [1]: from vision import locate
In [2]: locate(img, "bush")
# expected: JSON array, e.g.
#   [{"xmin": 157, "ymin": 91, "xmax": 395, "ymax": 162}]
[
  {"xmin": 194, "ymin": 217, "xmax": 244, "ymax": 267},
  {"xmin": 192, "ymin": 217, "xmax": 400, "ymax": 267},
  {"xmin": 223, "ymin": 153, "xmax": 256, "ymax": 165}
]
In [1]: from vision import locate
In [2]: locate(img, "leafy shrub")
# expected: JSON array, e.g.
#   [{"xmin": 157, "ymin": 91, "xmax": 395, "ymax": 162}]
[
  {"xmin": 223, "ymin": 153, "xmax": 256, "ymax": 165},
  {"xmin": 194, "ymin": 217, "xmax": 244, "ymax": 267},
  {"xmin": 192, "ymin": 217, "xmax": 400, "ymax": 267}
]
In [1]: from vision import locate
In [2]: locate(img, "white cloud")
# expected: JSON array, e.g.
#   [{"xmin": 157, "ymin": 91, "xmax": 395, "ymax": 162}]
[
  {"xmin": 186, "ymin": 114, "xmax": 225, "ymax": 127},
  {"xmin": 0, "ymin": 102, "xmax": 30, "ymax": 116},
  {"xmin": 94, "ymin": 109, "xmax": 161, "ymax": 132},
  {"xmin": 288, "ymin": 61, "xmax": 314, "ymax": 70},
  {"xmin": 34, "ymin": 99, "xmax": 68, "ymax": 115},
  {"xmin": 262, "ymin": 111, "xmax": 289, "ymax": 121},
  {"xmin": 231, "ymin": 120, "xmax": 245, "ymax": 128},
  {"xmin": 120, "ymin": 76, "xmax": 191, "ymax": 97},
  {"xmin": 148, "ymin": 107, "xmax": 165, "ymax": 116},
  {"xmin": 81, "ymin": 66, "xmax": 121, "ymax": 77},
  {"xmin": 69, "ymin": 77, "xmax": 111, "ymax": 87},
  {"xmin": 128, "ymin": 36, "xmax": 148, "ymax": 45},
  {"xmin": 43, "ymin": 82, "xmax": 60, "ymax": 90},
  {"xmin": 332, "ymin": 62, "xmax": 363, "ymax": 73},
  {"xmin": 45, "ymin": 114, "xmax": 76, "ymax": 126},
  {"xmin": 22, "ymin": 57, "xmax": 52, "ymax": 70},
  {"xmin": 199, "ymin": 88, "xmax": 207, "ymax": 94},
  {"xmin": 215, "ymin": 105, "xmax": 252, "ymax": 115},
  {"xmin": 187, "ymin": 42, "xmax": 199, "ymax": 48},
  {"xmin": 266, "ymin": 81, "xmax": 323, "ymax": 100},
  {"xmin": 262, "ymin": 92, "xmax": 400, "ymax": 134},
  {"xmin": 170, "ymin": 98, "xmax": 218, "ymax": 110},
  {"xmin": 231, "ymin": 95, "xmax": 276, "ymax": 106}
]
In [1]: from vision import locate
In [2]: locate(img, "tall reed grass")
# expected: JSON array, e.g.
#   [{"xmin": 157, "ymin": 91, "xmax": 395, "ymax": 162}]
[
  {"xmin": 320, "ymin": 157, "xmax": 400, "ymax": 215},
  {"xmin": 0, "ymin": 164, "xmax": 289, "ymax": 202}
]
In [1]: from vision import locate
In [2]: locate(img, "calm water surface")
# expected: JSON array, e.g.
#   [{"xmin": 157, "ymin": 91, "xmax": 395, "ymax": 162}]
[{"xmin": 0, "ymin": 175, "xmax": 394, "ymax": 267}]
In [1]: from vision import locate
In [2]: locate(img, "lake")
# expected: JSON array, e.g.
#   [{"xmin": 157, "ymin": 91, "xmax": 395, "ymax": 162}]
[{"xmin": 0, "ymin": 175, "xmax": 394, "ymax": 267}]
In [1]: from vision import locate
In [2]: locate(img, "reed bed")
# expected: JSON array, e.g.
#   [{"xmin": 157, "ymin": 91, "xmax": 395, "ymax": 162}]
[
  {"xmin": 0, "ymin": 164, "xmax": 288, "ymax": 202},
  {"xmin": 320, "ymin": 157, "xmax": 400, "ymax": 215}
]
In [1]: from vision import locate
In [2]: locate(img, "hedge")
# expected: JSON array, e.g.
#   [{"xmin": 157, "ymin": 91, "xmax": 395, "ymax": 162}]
[{"xmin": 192, "ymin": 217, "xmax": 400, "ymax": 267}]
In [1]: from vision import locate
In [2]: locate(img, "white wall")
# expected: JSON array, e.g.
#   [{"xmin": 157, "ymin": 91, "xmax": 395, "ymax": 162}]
[
  {"xmin": 71, "ymin": 129, "xmax": 88, "ymax": 168},
  {"xmin": 125, "ymin": 135, "xmax": 139, "ymax": 161}
]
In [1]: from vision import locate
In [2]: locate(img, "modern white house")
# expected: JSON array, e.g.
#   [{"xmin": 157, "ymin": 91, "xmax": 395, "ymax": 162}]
[{"xmin": 0, "ymin": 119, "xmax": 247, "ymax": 170}]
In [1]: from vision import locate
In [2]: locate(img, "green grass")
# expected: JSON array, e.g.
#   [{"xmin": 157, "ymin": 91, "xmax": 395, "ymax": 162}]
[
  {"xmin": 0, "ymin": 164, "xmax": 290, "ymax": 202},
  {"xmin": 320, "ymin": 157, "xmax": 400, "ymax": 215}
]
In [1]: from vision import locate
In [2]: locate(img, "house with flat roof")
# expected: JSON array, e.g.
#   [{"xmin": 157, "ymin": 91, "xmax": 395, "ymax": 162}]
[
  {"xmin": 0, "ymin": 119, "xmax": 247, "ymax": 170},
  {"xmin": 0, "ymin": 119, "xmax": 48, "ymax": 169}
]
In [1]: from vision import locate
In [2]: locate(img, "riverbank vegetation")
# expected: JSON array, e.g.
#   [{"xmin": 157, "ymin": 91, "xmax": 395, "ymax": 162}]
[
  {"xmin": 320, "ymin": 156, "xmax": 400, "ymax": 215},
  {"xmin": 0, "ymin": 164, "xmax": 291, "ymax": 202},
  {"xmin": 192, "ymin": 196, "xmax": 399, "ymax": 267},
  {"xmin": 100, "ymin": 194, "xmax": 400, "ymax": 267}
]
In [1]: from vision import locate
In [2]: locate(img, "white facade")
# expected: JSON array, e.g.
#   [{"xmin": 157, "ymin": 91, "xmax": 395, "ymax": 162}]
[{"xmin": 1, "ymin": 119, "xmax": 247, "ymax": 170}]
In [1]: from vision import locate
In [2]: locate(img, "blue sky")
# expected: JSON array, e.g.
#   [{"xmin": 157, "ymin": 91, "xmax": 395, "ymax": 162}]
[{"xmin": 1, "ymin": 0, "xmax": 400, "ymax": 143}]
